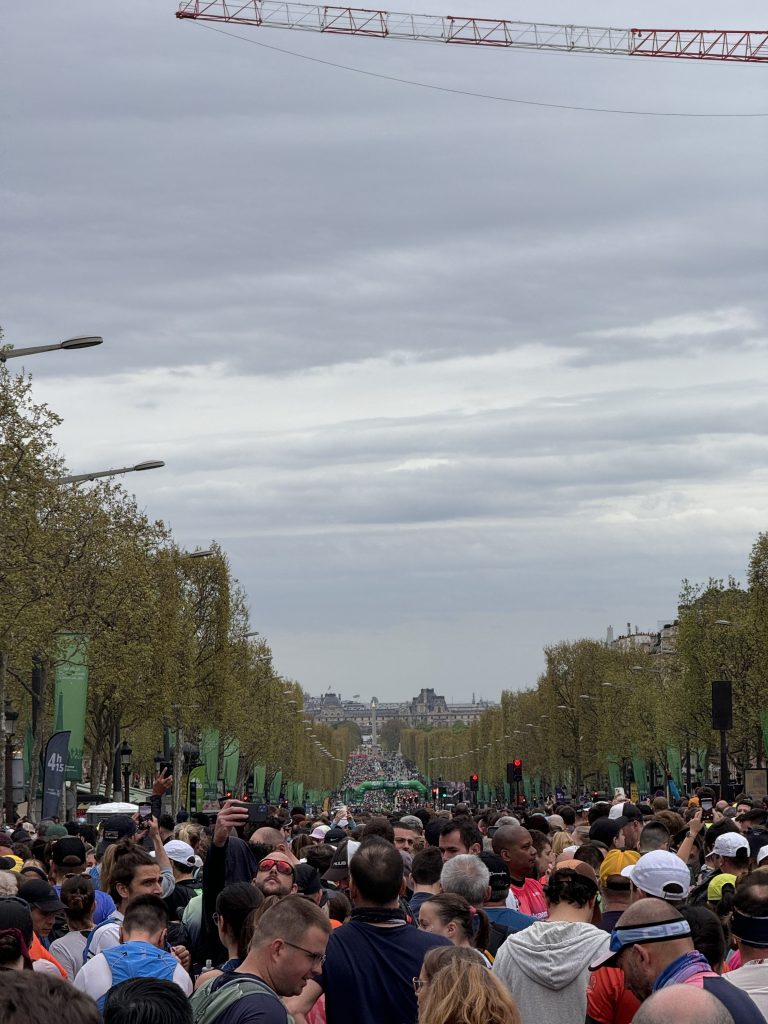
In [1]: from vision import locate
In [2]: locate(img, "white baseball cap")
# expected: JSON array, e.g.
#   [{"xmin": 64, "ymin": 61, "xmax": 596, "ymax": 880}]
[
  {"xmin": 163, "ymin": 839, "xmax": 196, "ymax": 866},
  {"xmin": 310, "ymin": 825, "xmax": 331, "ymax": 840},
  {"xmin": 621, "ymin": 850, "xmax": 691, "ymax": 901},
  {"xmin": 756, "ymin": 845, "xmax": 768, "ymax": 866},
  {"xmin": 710, "ymin": 833, "xmax": 750, "ymax": 859}
]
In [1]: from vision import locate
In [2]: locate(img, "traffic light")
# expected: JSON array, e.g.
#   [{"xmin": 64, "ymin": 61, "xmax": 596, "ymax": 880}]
[
  {"xmin": 512, "ymin": 758, "xmax": 523, "ymax": 782},
  {"xmin": 431, "ymin": 786, "xmax": 438, "ymax": 798},
  {"xmin": 470, "ymin": 773, "xmax": 479, "ymax": 792}
]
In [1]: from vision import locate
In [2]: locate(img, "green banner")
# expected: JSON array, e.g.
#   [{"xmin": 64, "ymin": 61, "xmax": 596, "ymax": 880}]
[
  {"xmin": 254, "ymin": 764, "xmax": 266, "ymax": 800},
  {"xmin": 223, "ymin": 739, "xmax": 239, "ymax": 792},
  {"xmin": 187, "ymin": 764, "xmax": 206, "ymax": 812},
  {"xmin": 24, "ymin": 726, "xmax": 33, "ymax": 784},
  {"xmin": 269, "ymin": 770, "xmax": 283, "ymax": 803},
  {"xmin": 200, "ymin": 729, "xmax": 220, "ymax": 801},
  {"xmin": 632, "ymin": 758, "xmax": 650, "ymax": 795},
  {"xmin": 296, "ymin": 782, "xmax": 304, "ymax": 806},
  {"xmin": 53, "ymin": 633, "xmax": 89, "ymax": 781},
  {"xmin": 666, "ymin": 746, "xmax": 683, "ymax": 790},
  {"xmin": 607, "ymin": 757, "xmax": 622, "ymax": 793}
]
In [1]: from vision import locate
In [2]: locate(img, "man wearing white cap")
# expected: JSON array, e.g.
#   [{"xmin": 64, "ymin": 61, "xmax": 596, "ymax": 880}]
[
  {"xmin": 621, "ymin": 850, "xmax": 691, "ymax": 906},
  {"xmin": 163, "ymin": 840, "xmax": 201, "ymax": 922}
]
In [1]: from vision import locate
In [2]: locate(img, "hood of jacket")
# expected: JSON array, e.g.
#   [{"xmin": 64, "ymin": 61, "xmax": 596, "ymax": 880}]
[{"xmin": 499, "ymin": 920, "xmax": 610, "ymax": 990}]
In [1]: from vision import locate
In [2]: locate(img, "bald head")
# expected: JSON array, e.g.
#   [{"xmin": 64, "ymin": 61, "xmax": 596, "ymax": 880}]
[
  {"xmin": 251, "ymin": 827, "xmax": 284, "ymax": 847},
  {"xmin": 492, "ymin": 825, "xmax": 536, "ymax": 880},
  {"xmin": 633, "ymin": 986, "xmax": 733, "ymax": 1024},
  {"xmin": 617, "ymin": 897, "xmax": 685, "ymax": 929},
  {"xmin": 615, "ymin": 899, "xmax": 694, "ymax": 1001}
]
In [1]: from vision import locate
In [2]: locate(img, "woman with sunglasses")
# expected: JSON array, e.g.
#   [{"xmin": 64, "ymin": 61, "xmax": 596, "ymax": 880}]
[{"xmin": 415, "ymin": 946, "xmax": 522, "ymax": 1024}]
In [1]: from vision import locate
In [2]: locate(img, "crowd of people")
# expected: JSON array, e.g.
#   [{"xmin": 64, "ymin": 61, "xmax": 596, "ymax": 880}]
[
  {"xmin": 1, "ymin": 772, "xmax": 768, "ymax": 1024},
  {"xmin": 341, "ymin": 751, "xmax": 418, "ymax": 789}
]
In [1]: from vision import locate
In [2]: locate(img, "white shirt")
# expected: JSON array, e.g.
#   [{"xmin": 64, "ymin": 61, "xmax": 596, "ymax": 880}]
[
  {"xmin": 724, "ymin": 960, "xmax": 768, "ymax": 1016},
  {"xmin": 86, "ymin": 911, "xmax": 124, "ymax": 959},
  {"xmin": 74, "ymin": 948, "xmax": 192, "ymax": 1004}
]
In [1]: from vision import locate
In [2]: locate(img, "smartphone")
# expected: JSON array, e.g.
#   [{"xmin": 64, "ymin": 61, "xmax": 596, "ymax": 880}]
[
  {"xmin": 138, "ymin": 802, "xmax": 152, "ymax": 827},
  {"xmin": 245, "ymin": 802, "xmax": 268, "ymax": 824},
  {"xmin": 701, "ymin": 798, "xmax": 713, "ymax": 822}
]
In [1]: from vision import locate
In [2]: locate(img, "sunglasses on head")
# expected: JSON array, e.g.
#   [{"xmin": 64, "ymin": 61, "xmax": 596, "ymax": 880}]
[{"xmin": 258, "ymin": 858, "xmax": 293, "ymax": 876}]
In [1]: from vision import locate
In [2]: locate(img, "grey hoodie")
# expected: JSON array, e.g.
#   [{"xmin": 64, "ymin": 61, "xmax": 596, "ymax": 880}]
[{"xmin": 492, "ymin": 920, "xmax": 610, "ymax": 1024}]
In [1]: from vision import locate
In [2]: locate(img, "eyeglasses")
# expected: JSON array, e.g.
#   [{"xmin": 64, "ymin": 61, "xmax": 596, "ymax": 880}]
[
  {"xmin": 283, "ymin": 940, "xmax": 326, "ymax": 966},
  {"xmin": 258, "ymin": 858, "xmax": 294, "ymax": 876},
  {"xmin": 413, "ymin": 977, "xmax": 427, "ymax": 992}
]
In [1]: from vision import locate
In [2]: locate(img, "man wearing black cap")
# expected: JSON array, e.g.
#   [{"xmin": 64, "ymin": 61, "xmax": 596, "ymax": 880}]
[
  {"xmin": 19, "ymin": 879, "xmax": 66, "ymax": 950},
  {"xmin": 722, "ymin": 873, "xmax": 768, "ymax": 1015},
  {"xmin": 50, "ymin": 836, "xmax": 116, "ymax": 926},
  {"xmin": 737, "ymin": 807, "xmax": 768, "ymax": 859}
]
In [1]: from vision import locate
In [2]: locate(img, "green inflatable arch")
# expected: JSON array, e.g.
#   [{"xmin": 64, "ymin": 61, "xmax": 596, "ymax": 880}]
[{"xmin": 347, "ymin": 779, "xmax": 427, "ymax": 800}]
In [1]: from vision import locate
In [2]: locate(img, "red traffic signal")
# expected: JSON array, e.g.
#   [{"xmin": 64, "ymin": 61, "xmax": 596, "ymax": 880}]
[
  {"xmin": 513, "ymin": 759, "xmax": 522, "ymax": 768},
  {"xmin": 471, "ymin": 773, "xmax": 479, "ymax": 782}
]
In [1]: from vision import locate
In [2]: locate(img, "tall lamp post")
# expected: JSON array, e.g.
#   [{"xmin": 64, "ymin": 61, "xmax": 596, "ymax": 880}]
[
  {"xmin": 120, "ymin": 740, "xmax": 132, "ymax": 803},
  {"xmin": 59, "ymin": 460, "xmax": 165, "ymax": 485},
  {"xmin": 3, "ymin": 701, "xmax": 18, "ymax": 824},
  {"xmin": 0, "ymin": 335, "xmax": 103, "ymax": 364}
]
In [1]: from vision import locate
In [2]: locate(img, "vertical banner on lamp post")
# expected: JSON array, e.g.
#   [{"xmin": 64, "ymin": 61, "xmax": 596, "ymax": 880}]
[
  {"xmin": 223, "ymin": 739, "xmax": 239, "ymax": 793},
  {"xmin": 187, "ymin": 764, "xmax": 206, "ymax": 812},
  {"xmin": 269, "ymin": 770, "xmax": 283, "ymax": 803},
  {"xmin": 254, "ymin": 765, "xmax": 266, "ymax": 801},
  {"xmin": 42, "ymin": 731, "xmax": 70, "ymax": 819},
  {"xmin": 53, "ymin": 634, "xmax": 89, "ymax": 781},
  {"xmin": 199, "ymin": 729, "xmax": 220, "ymax": 802}
]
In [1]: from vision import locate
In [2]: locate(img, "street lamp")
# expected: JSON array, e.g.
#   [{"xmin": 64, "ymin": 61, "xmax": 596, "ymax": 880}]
[
  {"xmin": 59, "ymin": 460, "xmax": 165, "ymax": 485},
  {"xmin": 120, "ymin": 739, "xmax": 132, "ymax": 803},
  {"xmin": 4, "ymin": 701, "xmax": 19, "ymax": 824},
  {"xmin": 0, "ymin": 335, "xmax": 103, "ymax": 363}
]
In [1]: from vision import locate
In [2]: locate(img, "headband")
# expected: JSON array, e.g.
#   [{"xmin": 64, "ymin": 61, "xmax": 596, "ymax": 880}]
[
  {"xmin": 609, "ymin": 918, "xmax": 691, "ymax": 954},
  {"xmin": 731, "ymin": 911, "xmax": 768, "ymax": 949}
]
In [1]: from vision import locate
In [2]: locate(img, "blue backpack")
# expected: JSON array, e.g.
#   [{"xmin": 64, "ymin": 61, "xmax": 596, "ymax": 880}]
[{"xmin": 98, "ymin": 940, "xmax": 178, "ymax": 1012}]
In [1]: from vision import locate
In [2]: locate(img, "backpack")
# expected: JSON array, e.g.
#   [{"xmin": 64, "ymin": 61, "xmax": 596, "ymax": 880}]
[
  {"xmin": 190, "ymin": 974, "xmax": 293, "ymax": 1024},
  {"xmin": 485, "ymin": 920, "xmax": 511, "ymax": 958},
  {"xmin": 98, "ymin": 941, "xmax": 178, "ymax": 1012},
  {"xmin": 82, "ymin": 914, "xmax": 122, "ymax": 963}
]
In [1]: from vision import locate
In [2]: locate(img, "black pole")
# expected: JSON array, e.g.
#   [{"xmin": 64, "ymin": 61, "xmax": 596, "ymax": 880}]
[
  {"xmin": 4, "ymin": 735, "xmax": 13, "ymax": 824},
  {"xmin": 720, "ymin": 729, "xmax": 729, "ymax": 802}
]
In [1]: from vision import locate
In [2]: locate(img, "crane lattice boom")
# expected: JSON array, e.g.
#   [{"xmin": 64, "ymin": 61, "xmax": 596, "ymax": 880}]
[{"xmin": 176, "ymin": 0, "xmax": 768, "ymax": 62}]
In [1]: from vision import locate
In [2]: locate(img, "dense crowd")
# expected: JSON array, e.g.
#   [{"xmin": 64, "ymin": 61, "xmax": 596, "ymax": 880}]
[
  {"xmin": 341, "ymin": 751, "xmax": 417, "ymax": 789},
  {"xmin": 1, "ymin": 774, "xmax": 768, "ymax": 1024}
]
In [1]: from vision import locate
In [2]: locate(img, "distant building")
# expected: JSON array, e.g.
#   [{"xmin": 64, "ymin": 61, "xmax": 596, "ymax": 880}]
[
  {"xmin": 606, "ymin": 620, "xmax": 678, "ymax": 656},
  {"xmin": 304, "ymin": 687, "xmax": 495, "ymax": 731}
]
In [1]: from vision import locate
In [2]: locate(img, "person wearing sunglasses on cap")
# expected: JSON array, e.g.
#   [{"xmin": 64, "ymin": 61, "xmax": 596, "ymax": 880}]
[{"xmin": 255, "ymin": 855, "xmax": 298, "ymax": 898}]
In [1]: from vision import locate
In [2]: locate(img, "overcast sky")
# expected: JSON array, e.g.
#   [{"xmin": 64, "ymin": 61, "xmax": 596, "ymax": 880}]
[{"xmin": 4, "ymin": 1, "xmax": 767, "ymax": 704}]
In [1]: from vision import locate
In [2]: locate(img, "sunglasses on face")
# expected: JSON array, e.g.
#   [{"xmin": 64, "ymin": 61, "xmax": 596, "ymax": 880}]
[
  {"xmin": 413, "ymin": 977, "xmax": 427, "ymax": 992},
  {"xmin": 258, "ymin": 858, "xmax": 293, "ymax": 876}
]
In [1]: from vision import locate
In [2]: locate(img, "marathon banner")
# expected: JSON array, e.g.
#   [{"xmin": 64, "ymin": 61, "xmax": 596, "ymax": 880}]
[
  {"xmin": 200, "ymin": 729, "xmax": 220, "ymax": 802},
  {"xmin": 254, "ymin": 764, "xmax": 266, "ymax": 801},
  {"xmin": 269, "ymin": 769, "xmax": 282, "ymax": 803},
  {"xmin": 41, "ymin": 731, "xmax": 70, "ymax": 819},
  {"xmin": 222, "ymin": 739, "xmax": 239, "ymax": 792},
  {"xmin": 53, "ymin": 633, "xmax": 89, "ymax": 781}
]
